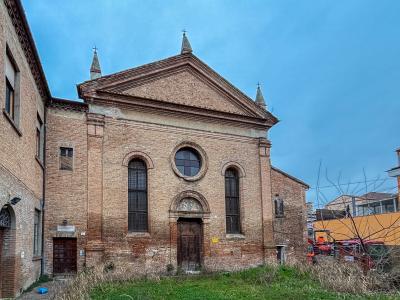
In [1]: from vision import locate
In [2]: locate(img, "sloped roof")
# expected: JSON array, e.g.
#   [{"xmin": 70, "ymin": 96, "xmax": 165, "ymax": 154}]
[
  {"xmin": 77, "ymin": 53, "xmax": 278, "ymax": 126},
  {"xmin": 271, "ymin": 166, "xmax": 309, "ymax": 189},
  {"xmin": 360, "ymin": 192, "xmax": 396, "ymax": 201}
]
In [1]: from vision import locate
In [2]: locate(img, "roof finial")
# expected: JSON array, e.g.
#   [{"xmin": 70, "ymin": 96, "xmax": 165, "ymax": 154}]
[
  {"xmin": 181, "ymin": 29, "xmax": 192, "ymax": 54},
  {"xmin": 90, "ymin": 46, "xmax": 102, "ymax": 80},
  {"xmin": 255, "ymin": 82, "xmax": 267, "ymax": 109}
]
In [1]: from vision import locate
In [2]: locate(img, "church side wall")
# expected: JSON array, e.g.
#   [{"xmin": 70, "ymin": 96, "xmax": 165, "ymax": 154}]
[{"xmin": 271, "ymin": 168, "xmax": 307, "ymax": 260}]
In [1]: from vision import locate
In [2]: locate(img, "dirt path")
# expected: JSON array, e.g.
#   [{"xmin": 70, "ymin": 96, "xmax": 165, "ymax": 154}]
[{"xmin": 18, "ymin": 279, "xmax": 69, "ymax": 300}]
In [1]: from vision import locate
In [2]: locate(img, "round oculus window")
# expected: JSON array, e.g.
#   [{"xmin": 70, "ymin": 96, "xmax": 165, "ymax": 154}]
[{"xmin": 174, "ymin": 147, "xmax": 202, "ymax": 177}]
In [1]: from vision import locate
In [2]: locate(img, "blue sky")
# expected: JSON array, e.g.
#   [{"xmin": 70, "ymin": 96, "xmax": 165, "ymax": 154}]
[{"xmin": 22, "ymin": 0, "xmax": 399, "ymax": 206}]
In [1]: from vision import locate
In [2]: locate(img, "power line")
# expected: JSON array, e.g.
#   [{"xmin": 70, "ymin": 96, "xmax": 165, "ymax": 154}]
[{"xmin": 309, "ymin": 178, "xmax": 392, "ymax": 190}]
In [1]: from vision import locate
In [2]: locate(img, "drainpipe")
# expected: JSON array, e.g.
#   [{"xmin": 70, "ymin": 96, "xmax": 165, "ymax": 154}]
[{"xmin": 40, "ymin": 102, "xmax": 48, "ymax": 276}]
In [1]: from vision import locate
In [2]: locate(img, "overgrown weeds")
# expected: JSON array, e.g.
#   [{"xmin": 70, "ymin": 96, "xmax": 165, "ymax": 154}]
[{"xmin": 53, "ymin": 261, "xmax": 400, "ymax": 299}]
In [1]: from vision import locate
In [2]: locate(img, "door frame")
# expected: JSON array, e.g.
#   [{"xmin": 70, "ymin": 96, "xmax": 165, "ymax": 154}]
[
  {"xmin": 177, "ymin": 218, "xmax": 203, "ymax": 271},
  {"xmin": 0, "ymin": 205, "xmax": 16, "ymax": 298},
  {"xmin": 53, "ymin": 237, "xmax": 77, "ymax": 275}
]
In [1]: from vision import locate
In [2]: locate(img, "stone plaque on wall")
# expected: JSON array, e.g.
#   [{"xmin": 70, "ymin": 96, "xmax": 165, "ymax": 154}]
[{"xmin": 57, "ymin": 225, "xmax": 75, "ymax": 232}]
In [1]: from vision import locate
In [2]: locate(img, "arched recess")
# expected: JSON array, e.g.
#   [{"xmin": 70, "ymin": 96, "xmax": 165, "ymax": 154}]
[
  {"xmin": 169, "ymin": 190, "xmax": 210, "ymax": 219},
  {"xmin": 0, "ymin": 205, "xmax": 16, "ymax": 298},
  {"xmin": 122, "ymin": 151, "xmax": 154, "ymax": 169},
  {"xmin": 221, "ymin": 161, "xmax": 246, "ymax": 178}
]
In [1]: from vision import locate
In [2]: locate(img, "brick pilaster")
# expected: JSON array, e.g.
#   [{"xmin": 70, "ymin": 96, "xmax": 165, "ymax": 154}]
[
  {"xmin": 86, "ymin": 113, "xmax": 105, "ymax": 264},
  {"xmin": 258, "ymin": 138, "xmax": 275, "ymax": 262}
]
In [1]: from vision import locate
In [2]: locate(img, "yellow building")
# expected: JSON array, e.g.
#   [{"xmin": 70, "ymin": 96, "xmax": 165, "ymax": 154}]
[{"xmin": 314, "ymin": 212, "xmax": 400, "ymax": 246}]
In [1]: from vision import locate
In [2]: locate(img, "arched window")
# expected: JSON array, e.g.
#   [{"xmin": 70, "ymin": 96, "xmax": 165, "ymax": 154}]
[
  {"xmin": 274, "ymin": 194, "xmax": 284, "ymax": 218},
  {"xmin": 225, "ymin": 168, "xmax": 240, "ymax": 233},
  {"xmin": 128, "ymin": 159, "xmax": 148, "ymax": 232},
  {"xmin": 0, "ymin": 206, "xmax": 11, "ymax": 228}
]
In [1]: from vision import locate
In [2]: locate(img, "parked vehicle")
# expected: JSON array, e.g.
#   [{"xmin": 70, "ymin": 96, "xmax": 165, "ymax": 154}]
[
  {"xmin": 307, "ymin": 229, "xmax": 390, "ymax": 271},
  {"xmin": 336, "ymin": 239, "xmax": 389, "ymax": 271}
]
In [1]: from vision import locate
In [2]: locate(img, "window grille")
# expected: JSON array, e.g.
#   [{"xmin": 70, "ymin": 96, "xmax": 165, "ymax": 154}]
[
  {"xmin": 225, "ymin": 168, "xmax": 240, "ymax": 233},
  {"xmin": 128, "ymin": 159, "xmax": 148, "ymax": 232},
  {"xmin": 274, "ymin": 195, "xmax": 284, "ymax": 218},
  {"xmin": 175, "ymin": 147, "xmax": 201, "ymax": 177}
]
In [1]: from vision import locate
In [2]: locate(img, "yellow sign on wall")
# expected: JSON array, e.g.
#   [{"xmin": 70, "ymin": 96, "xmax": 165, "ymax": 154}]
[{"xmin": 211, "ymin": 237, "xmax": 219, "ymax": 244}]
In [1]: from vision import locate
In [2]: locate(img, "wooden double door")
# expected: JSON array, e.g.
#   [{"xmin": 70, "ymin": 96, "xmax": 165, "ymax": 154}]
[
  {"xmin": 53, "ymin": 238, "xmax": 77, "ymax": 274},
  {"xmin": 177, "ymin": 219, "xmax": 203, "ymax": 272}
]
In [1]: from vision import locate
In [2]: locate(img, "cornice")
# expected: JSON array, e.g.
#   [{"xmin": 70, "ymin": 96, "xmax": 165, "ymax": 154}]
[
  {"xmin": 48, "ymin": 98, "xmax": 88, "ymax": 112},
  {"xmin": 89, "ymin": 91, "xmax": 274, "ymax": 129},
  {"xmin": 104, "ymin": 116, "xmax": 260, "ymax": 144},
  {"xmin": 5, "ymin": 0, "xmax": 51, "ymax": 100}
]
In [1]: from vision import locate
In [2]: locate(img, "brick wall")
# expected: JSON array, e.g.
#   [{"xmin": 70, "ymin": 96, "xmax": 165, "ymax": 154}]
[
  {"xmin": 45, "ymin": 98, "xmax": 308, "ymax": 274},
  {"xmin": 45, "ymin": 103, "xmax": 274, "ymax": 274},
  {"xmin": 44, "ymin": 108, "xmax": 88, "ymax": 274},
  {"xmin": 271, "ymin": 167, "xmax": 308, "ymax": 260},
  {"xmin": 101, "ymin": 116, "xmax": 265, "ymax": 272}
]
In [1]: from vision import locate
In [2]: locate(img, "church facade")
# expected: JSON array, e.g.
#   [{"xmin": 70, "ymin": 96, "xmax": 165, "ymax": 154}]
[
  {"xmin": 44, "ymin": 39, "xmax": 308, "ymax": 274},
  {"xmin": 0, "ymin": 0, "xmax": 308, "ymax": 297}
]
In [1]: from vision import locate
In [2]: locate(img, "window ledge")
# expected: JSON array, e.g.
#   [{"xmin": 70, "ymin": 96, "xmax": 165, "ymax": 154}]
[
  {"xmin": 32, "ymin": 256, "xmax": 42, "ymax": 261},
  {"xmin": 35, "ymin": 156, "xmax": 44, "ymax": 169},
  {"xmin": 3, "ymin": 109, "xmax": 22, "ymax": 136},
  {"xmin": 226, "ymin": 234, "xmax": 245, "ymax": 240},
  {"xmin": 127, "ymin": 232, "xmax": 151, "ymax": 238}
]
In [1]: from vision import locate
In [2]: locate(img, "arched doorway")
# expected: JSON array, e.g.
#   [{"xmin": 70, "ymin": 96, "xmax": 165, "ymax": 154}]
[
  {"xmin": 169, "ymin": 193, "xmax": 210, "ymax": 273},
  {"xmin": 0, "ymin": 205, "xmax": 16, "ymax": 298}
]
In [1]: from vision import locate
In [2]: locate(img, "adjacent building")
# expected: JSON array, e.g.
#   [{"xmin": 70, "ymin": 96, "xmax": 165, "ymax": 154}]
[
  {"xmin": 324, "ymin": 192, "xmax": 398, "ymax": 218},
  {"xmin": 0, "ymin": 0, "xmax": 50, "ymax": 297}
]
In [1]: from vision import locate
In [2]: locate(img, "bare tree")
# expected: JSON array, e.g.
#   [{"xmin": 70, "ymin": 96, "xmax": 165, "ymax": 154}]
[{"xmin": 311, "ymin": 164, "xmax": 400, "ymax": 276}]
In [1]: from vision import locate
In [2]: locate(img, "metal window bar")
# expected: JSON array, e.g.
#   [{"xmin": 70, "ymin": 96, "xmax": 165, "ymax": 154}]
[
  {"xmin": 225, "ymin": 169, "xmax": 240, "ymax": 234},
  {"xmin": 175, "ymin": 148, "xmax": 201, "ymax": 176},
  {"xmin": 128, "ymin": 160, "xmax": 148, "ymax": 232}
]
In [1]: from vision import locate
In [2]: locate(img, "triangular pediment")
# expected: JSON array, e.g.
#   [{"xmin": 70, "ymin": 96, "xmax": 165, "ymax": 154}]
[
  {"xmin": 78, "ymin": 54, "xmax": 278, "ymax": 124},
  {"xmin": 109, "ymin": 67, "xmax": 251, "ymax": 116}
]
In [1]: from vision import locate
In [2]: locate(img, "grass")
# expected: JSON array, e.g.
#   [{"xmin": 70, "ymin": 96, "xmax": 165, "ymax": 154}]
[{"xmin": 89, "ymin": 266, "xmax": 397, "ymax": 300}]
